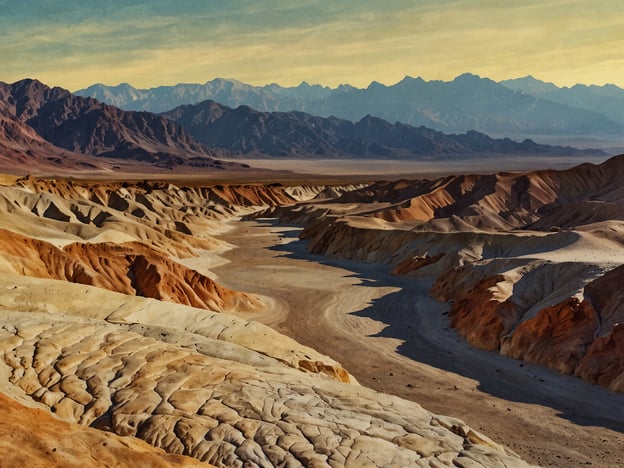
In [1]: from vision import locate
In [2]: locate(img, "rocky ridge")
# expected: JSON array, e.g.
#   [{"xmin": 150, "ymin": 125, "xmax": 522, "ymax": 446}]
[
  {"xmin": 0, "ymin": 79, "xmax": 243, "ymax": 172},
  {"xmin": 162, "ymin": 100, "xmax": 600, "ymax": 158}
]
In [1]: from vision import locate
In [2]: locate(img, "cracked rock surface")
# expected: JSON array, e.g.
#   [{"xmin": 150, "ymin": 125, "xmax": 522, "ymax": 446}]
[{"xmin": 0, "ymin": 311, "xmax": 531, "ymax": 467}]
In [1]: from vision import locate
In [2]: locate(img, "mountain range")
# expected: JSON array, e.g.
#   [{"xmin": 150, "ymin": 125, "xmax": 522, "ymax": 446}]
[
  {"xmin": 77, "ymin": 74, "xmax": 624, "ymax": 146},
  {"xmin": 161, "ymin": 100, "xmax": 600, "ymax": 158},
  {"xmin": 500, "ymin": 75, "xmax": 624, "ymax": 127},
  {"xmin": 0, "ymin": 78, "xmax": 606, "ymax": 174},
  {"xmin": 0, "ymin": 78, "xmax": 232, "ymax": 172}
]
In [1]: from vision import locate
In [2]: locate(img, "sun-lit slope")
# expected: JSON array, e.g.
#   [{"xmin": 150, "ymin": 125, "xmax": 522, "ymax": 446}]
[
  {"xmin": 0, "ymin": 305, "xmax": 530, "ymax": 467},
  {"xmin": 265, "ymin": 154, "xmax": 624, "ymax": 393},
  {"xmin": 0, "ymin": 175, "xmax": 359, "ymax": 383},
  {"xmin": 0, "ymin": 175, "xmax": 360, "ymax": 382},
  {"xmin": 2, "ymin": 175, "xmax": 300, "ymax": 246},
  {"xmin": 0, "ymin": 229, "xmax": 263, "ymax": 312},
  {"xmin": 0, "ymin": 392, "xmax": 208, "ymax": 468},
  {"xmin": 0, "ymin": 273, "xmax": 352, "ymax": 384},
  {"xmin": 0, "ymin": 177, "xmax": 298, "ymax": 314},
  {"xmin": 0, "ymin": 176, "xmax": 364, "ymax": 314},
  {"xmin": 325, "ymin": 155, "xmax": 624, "ymax": 231}
]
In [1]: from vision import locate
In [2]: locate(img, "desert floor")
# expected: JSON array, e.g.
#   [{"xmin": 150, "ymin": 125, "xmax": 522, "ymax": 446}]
[
  {"xmin": 206, "ymin": 217, "xmax": 624, "ymax": 467},
  {"xmin": 231, "ymin": 154, "xmax": 611, "ymax": 178}
]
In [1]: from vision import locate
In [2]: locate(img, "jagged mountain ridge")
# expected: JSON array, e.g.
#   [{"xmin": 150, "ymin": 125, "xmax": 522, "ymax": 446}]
[
  {"xmin": 161, "ymin": 99, "xmax": 603, "ymax": 158},
  {"xmin": 0, "ymin": 96, "xmax": 113, "ymax": 171},
  {"xmin": 0, "ymin": 78, "xmax": 228, "ymax": 168},
  {"xmin": 500, "ymin": 75, "xmax": 624, "ymax": 126},
  {"xmin": 77, "ymin": 74, "xmax": 624, "ymax": 140},
  {"xmin": 77, "ymin": 78, "xmax": 336, "ymax": 113}
]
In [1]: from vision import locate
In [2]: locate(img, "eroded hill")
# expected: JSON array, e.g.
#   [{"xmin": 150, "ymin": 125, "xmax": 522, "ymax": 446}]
[
  {"xmin": 262, "ymin": 154, "xmax": 624, "ymax": 394},
  {"xmin": 0, "ymin": 175, "xmax": 533, "ymax": 467}
]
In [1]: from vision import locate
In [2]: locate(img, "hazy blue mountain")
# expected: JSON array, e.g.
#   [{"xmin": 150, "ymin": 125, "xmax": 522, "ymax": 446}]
[
  {"xmin": 304, "ymin": 73, "xmax": 622, "ymax": 137},
  {"xmin": 162, "ymin": 99, "xmax": 603, "ymax": 159},
  {"xmin": 500, "ymin": 75, "xmax": 624, "ymax": 126},
  {"xmin": 77, "ymin": 79, "xmax": 333, "ymax": 113},
  {"xmin": 77, "ymin": 74, "xmax": 624, "ymax": 141}
]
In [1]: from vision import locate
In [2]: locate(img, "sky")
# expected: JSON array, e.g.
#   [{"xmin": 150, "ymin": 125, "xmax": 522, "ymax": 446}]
[{"xmin": 1, "ymin": 0, "xmax": 623, "ymax": 91}]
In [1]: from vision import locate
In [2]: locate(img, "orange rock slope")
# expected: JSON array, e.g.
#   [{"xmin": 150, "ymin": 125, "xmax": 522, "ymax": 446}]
[
  {"xmin": 0, "ymin": 228, "xmax": 260, "ymax": 313},
  {"xmin": 0, "ymin": 175, "xmax": 313, "ymax": 315},
  {"xmin": 435, "ymin": 264, "xmax": 624, "ymax": 393},
  {"xmin": 0, "ymin": 392, "xmax": 208, "ymax": 468}
]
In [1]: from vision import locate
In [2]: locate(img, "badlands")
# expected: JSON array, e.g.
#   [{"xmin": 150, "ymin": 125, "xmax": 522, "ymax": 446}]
[{"xmin": 1, "ymin": 155, "xmax": 624, "ymax": 467}]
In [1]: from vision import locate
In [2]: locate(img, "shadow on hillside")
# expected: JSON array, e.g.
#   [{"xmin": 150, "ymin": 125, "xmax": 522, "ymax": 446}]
[{"xmin": 254, "ymin": 217, "xmax": 624, "ymax": 433}]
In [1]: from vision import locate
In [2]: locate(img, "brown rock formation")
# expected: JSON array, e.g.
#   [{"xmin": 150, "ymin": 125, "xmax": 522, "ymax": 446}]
[
  {"xmin": 447, "ymin": 275, "xmax": 520, "ymax": 352},
  {"xmin": 0, "ymin": 392, "xmax": 207, "ymax": 468},
  {"xmin": 502, "ymin": 298, "xmax": 598, "ymax": 374},
  {"xmin": 576, "ymin": 324, "xmax": 624, "ymax": 392},
  {"xmin": 392, "ymin": 253, "xmax": 444, "ymax": 275},
  {"xmin": 0, "ymin": 103, "xmax": 111, "ymax": 173},
  {"xmin": 0, "ymin": 78, "xmax": 220, "ymax": 163}
]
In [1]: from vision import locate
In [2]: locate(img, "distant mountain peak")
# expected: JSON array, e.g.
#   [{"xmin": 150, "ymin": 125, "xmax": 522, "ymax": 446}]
[
  {"xmin": 504, "ymin": 75, "xmax": 558, "ymax": 88},
  {"xmin": 367, "ymin": 80, "xmax": 386, "ymax": 90},
  {"xmin": 336, "ymin": 83, "xmax": 356, "ymax": 91},
  {"xmin": 114, "ymin": 82, "xmax": 136, "ymax": 89},
  {"xmin": 396, "ymin": 76, "xmax": 425, "ymax": 86},
  {"xmin": 453, "ymin": 72, "xmax": 482, "ymax": 81}
]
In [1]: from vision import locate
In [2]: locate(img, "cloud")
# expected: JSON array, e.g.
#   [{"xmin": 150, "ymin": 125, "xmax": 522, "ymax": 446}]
[{"xmin": 1, "ymin": 1, "xmax": 623, "ymax": 89}]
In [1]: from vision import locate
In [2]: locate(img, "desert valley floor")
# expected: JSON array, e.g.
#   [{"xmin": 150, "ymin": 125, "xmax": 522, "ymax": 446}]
[{"xmin": 1, "ymin": 156, "xmax": 624, "ymax": 467}]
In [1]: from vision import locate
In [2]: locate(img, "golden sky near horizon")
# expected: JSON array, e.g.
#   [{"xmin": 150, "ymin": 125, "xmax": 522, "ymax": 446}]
[{"xmin": 1, "ymin": 0, "xmax": 623, "ymax": 90}]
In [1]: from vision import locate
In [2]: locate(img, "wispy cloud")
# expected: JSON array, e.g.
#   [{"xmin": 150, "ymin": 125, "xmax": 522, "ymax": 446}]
[{"xmin": 1, "ymin": 1, "xmax": 623, "ymax": 89}]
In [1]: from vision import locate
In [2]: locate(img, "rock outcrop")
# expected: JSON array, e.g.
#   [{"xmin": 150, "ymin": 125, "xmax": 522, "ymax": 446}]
[
  {"xmin": 0, "ymin": 309, "xmax": 530, "ymax": 467},
  {"xmin": 0, "ymin": 229, "xmax": 263, "ymax": 312}
]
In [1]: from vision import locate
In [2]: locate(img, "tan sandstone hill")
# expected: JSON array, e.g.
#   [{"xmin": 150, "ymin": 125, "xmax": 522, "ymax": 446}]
[{"xmin": 0, "ymin": 392, "xmax": 208, "ymax": 468}]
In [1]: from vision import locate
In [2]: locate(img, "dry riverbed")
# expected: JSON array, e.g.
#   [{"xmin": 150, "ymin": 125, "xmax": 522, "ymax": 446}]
[{"xmin": 211, "ymin": 217, "xmax": 624, "ymax": 467}]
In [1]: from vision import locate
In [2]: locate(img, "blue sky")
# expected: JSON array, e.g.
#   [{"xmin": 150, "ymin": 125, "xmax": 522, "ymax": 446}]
[{"xmin": 1, "ymin": 1, "xmax": 623, "ymax": 90}]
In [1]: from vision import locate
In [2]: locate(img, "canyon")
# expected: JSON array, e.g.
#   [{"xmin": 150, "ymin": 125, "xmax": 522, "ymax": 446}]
[{"xmin": 0, "ymin": 154, "xmax": 624, "ymax": 466}]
